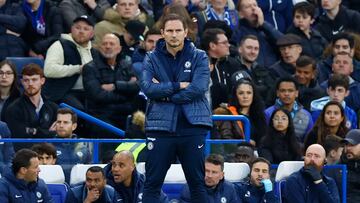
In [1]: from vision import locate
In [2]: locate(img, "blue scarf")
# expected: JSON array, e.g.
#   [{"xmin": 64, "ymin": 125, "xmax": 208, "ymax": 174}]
[
  {"xmin": 23, "ymin": 0, "xmax": 46, "ymax": 36},
  {"xmin": 275, "ymin": 98, "xmax": 300, "ymax": 119},
  {"xmin": 205, "ymin": 5, "xmax": 238, "ymax": 30}
]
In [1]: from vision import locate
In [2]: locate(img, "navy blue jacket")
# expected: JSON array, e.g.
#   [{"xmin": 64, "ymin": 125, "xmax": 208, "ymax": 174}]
[
  {"xmin": 0, "ymin": 121, "xmax": 14, "ymax": 173},
  {"xmin": 0, "ymin": 167, "xmax": 53, "ymax": 203},
  {"xmin": 140, "ymin": 39, "xmax": 212, "ymax": 132},
  {"xmin": 282, "ymin": 167, "xmax": 340, "ymax": 203},
  {"xmin": 65, "ymin": 183, "xmax": 119, "ymax": 203},
  {"xmin": 258, "ymin": 0, "xmax": 293, "ymax": 33},
  {"xmin": 235, "ymin": 181, "xmax": 278, "ymax": 203},
  {"xmin": 104, "ymin": 163, "xmax": 168, "ymax": 203},
  {"xmin": 180, "ymin": 179, "xmax": 239, "ymax": 203},
  {"xmin": 317, "ymin": 56, "xmax": 360, "ymax": 83},
  {"xmin": 231, "ymin": 19, "xmax": 283, "ymax": 68}
]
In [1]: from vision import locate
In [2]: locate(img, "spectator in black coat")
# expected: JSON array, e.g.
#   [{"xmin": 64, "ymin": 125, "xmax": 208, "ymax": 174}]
[
  {"xmin": 21, "ymin": 0, "xmax": 63, "ymax": 58},
  {"xmin": 259, "ymin": 108, "xmax": 302, "ymax": 164},
  {"xmin": 0, "ymin": 0, "xmax": 27, "ymax": 60}
]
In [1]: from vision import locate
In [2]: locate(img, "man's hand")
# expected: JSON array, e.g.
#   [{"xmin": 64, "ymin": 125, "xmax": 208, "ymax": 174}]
[
  {"xmin": 49, "ymin": 121, "xmax": 57, "ymax": 131},
  {"xmin": 254, "ymin": 6, "xmax": 264, "ymax": 27},
  {"xmin": 84, "ymin": 188, "xmax": 100, "ymax": 203},
  {"xmin": 84, "ymin": 0, "xmax": 97, "ymax": 9},
  {"xmin": 303, "ymin": 166, "xmax": 322, "ymax": 184},
  {"xmin": 28, "ymin": 50, "xmax": 44, "ymax": 59},
  {"xmin": 101, "ymin": 83, "xmax": 115, "ymax": 91},
  {"xmin": 180, "ymin": 82, "xmax": 190, "ymax": 89}
]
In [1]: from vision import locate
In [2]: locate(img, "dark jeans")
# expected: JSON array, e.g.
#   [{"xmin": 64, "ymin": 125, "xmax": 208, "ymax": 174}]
[{"xmin": 143, "ymin": 134, "xmax": 208, "ymax": 203}]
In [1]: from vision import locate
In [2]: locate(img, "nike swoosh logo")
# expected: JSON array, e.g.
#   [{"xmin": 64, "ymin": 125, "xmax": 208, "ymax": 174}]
[
  {"xmin": 117, "ymin": 199, "xmax": 123, "ymax": 202},
  {"xmin": 198, "ymin": 144, "xmax": 204, "ymax": 149},
  {"xmin": 15, "ymin": 195, "xmax": 22, "ymax": 198}
]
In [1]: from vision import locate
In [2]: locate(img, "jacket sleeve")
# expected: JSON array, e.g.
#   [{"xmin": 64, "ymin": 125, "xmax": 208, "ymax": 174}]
[
  {"xmin": 263, "ymin": 190, "xmax": 279, "ymax": 203},
  {"xmin": 82, "ymin": 63, "xmax": 128, "ymax": 103},
  {"xmin": 170, "ymin": 51, "xmax": 210, "ymax": 104},
  {"xmin": 140, "ymin": 54, "xmax": 178, "ymax": 99},
  {"xmin": 4, "ymin": 104, "xmax": 33, "ymax": 138},
  {"xmin": 228, "ymin": 183, "xmax": 241, "ymax": 203},
  {"xmin": 316, "ymin": 179, "xmax": 340, "ymax": 203},
  {"xmin": 0, "ymin": 180, "xmax": 10, "ymax": 203},
  {"xmin": 0, "ymin": 122, "xmax": 15, "ymax": 165},
  {"xmin": 0, "ymin": 4, "xmax": 27, "ymax": 34},
  {"xmin": 33, "ymin": 6, "xmax": 63, "ymax": 54},
  {"xmin": 44, "ymin": 41, "xmax": 82, "ymax": 78},
  {"xmin": 39, "ymin": 180, "xmax": 54, "ymax": 203},
  {"xmin": 261, "ymin": 22, "xmax": 284, "ymax": 46},
  {"xmin": 93, "ymin": 0, "xmax": 111, "ymax": 20},
  {"xmin": 64, "ymin": 189, "xmax": 77, "ymax": 203},
  {"xmin": 282, "ymin": 176, "xmax": 305, "ymax": 203},
  {"xmin": 179, "ymin": 185, "xmax": 191, "ymax": 203}
]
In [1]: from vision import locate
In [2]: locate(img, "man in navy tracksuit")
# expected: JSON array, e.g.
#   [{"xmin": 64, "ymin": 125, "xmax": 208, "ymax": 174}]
[
  {"xmin": 180, "ymin": 154, "xmax": 238, "ymax": 203},
  {"xmin": 283, "ymin": 144, "xmax": 339, "ymax": 203},
  {"xmin": 104, "ymin": 151, "xmax": 168, "ymax": 203},
  {"xmin": 0, "ymin": 149, "xmax": 53, "ymax": 203},
  {"xmin": 140, "ymin": 13, "xmax": 212, "ymax": 203},
  {"xmin": 235, "ymin": 157, "xmax": 278, "ymax": 203},
  {"xmin": 65, "ymin": 166, "xmax": 119, "ymax": 203}
]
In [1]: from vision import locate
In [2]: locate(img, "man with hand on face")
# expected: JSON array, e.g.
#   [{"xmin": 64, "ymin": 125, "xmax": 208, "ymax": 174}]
[
  {"xmin": 180, "ymin": 154, "xmax": 238, "ymax": 203},
  {"xmin": 65, "ymin": 166, "xmax": 119, "ymax": 203},
  {"xmin": 283, "ymin": 144, "xmax": 340, "ymax": 203},
  {"xmin": 235, "ymin": 157, "xmax": 278, "ymax": 202}
]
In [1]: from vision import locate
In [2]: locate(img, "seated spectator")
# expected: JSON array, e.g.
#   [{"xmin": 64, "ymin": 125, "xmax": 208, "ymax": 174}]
[
  {"xmin": 193, "ymin": 0, "xmax": 238, "ymax": 38},
  {"xmin": 0, "ymin": 60, "xmax": 20, "ymax": 121},
  {"xmin": 93, "ymin": 0, "xmax": 154, "ymax": 46},
  {"xmin": 201, "ymin": 28, "xmax": 242, "ymax": 109},
  {"xmin": 4, "ymin": 64, "xmax": 58, "ymax": 151},
  {"xmin": 304, "ymin": 101, "xmax": 349, "ymax": 150},
  {"xmin": 83, "ymin": 33, "xmax": 140, "ymax": 134},
  {"xmin": 259, "ymin": 108, "xmax": 302, "ymax": 164},
  {"xmin": 315, "ymin": 0, "xmax": 360, "ymax": 41},
  {"xmin": 265, "ymin": 77, "xmax": 313, "ymax": 144},
  {"xmin": 320, "ymin": 52, "xmax": 360, "ymax": 111},
  {"xmin": 232, "ymin": 0, "xmax": 283, "ymax": 68},
  {"xmin": 116, "ymin": 20, "xmax": 146, "ymax": 59},
  {"xmin": 65, "ymin": 166, "xmax": 119, "ymax": 203},
  {"xmin": 43, "ymin": 15, "xmax": 94, "ymax": 111},
  {"xmin": 104, "ymin": 150, "xmax": 168, "ymax": 202},
  {"xmin": 311, "ymin": 74, "xmax": 357, "ymax": 129},
  {"xmin": 236, "ymin": 35, "xmax": 275, "ymax": 102},
  {"xmin": 287, "ymin": 2, "xmax": 327, "ymax": 60},
  {"xmin": 31, "ymin": 143, "xmax": 57, "ymax": 165},
  {"xmin": 180, "ymin": 154, "xmax": 238, "ymax": 202},
  {"xmin": 323, "ymin": 135, "xmax": 343, "ymax": 165},
  {"xmin": 235, "ymin": 157, "xmax": 278, "ymax": 202},
  {"xmin": 0, "ymin": 149, "xmax": 53, "ymax": 202},
  {"xmin": 232, "ymin": 143, "xmax": 255, "ymax": 164},
  {"xmin": 283, "ymin": 144, "xmax": 340, "ymax": 203},
  {"xmin": 59, "ymin": 0, "xmax": 111, "ymax": 32},
  {"xmin": 317, "ymin": 32, "xmax": 360, "ymax": 83},
  {"xmin": 257, "ymin": 0, "xmax": 293, "ymax": 33},
  {"xmin": 0, "ymin": 0, "xmax": 27, "ymax": 61},
  {"xmin": 269, "ymin": 34, "xmax": 302, "ymax": 80},
  {"xmin": 339, "ymin": 129, "xmax": 360, "ymax": 203},
  {"xmin": 132, "ymin": 28, "xmax": 162, "ymax": 79},
  {"xmin": 342, "ymin": 0, "xmax": 360, "ymax": 12},
  {"xmin": 21, "ymin": 0, "xmax": 63, "ymax": 58},
  {"xmin": 0, "ymin": 121, "xmax": 14, "ymax": 173},
  {"xmin": 294, "ymin": 55, "xmax": 326, "ymax": 111}
]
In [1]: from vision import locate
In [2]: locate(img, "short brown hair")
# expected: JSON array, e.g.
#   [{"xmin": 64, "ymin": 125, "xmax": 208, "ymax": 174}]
[
  {"xmin": 57, "ymin": 108, "xmax": 78, "ymax": 123},
  {"xmin": 21, "ymin": 63, "xmax": 44, "ymax": 77},
  {"xmin": 161, "ymin": 13, "xmax": 187, "ymax": 30},
  {"xmin": 206, "ymin": 154, "xmax": 225, "ymax": 171}
]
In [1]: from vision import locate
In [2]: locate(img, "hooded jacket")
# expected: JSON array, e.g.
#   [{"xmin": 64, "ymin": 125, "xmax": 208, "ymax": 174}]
[{"xmin": 0, "ymin": 167, "xmax": 53, "ymax": 203}]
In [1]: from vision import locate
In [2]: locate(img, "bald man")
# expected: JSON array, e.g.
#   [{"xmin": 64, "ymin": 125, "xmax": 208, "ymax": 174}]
[
  {"xmin": 103, "ymin": 150, "xmax": 168, "ymax": 203},
  {"xmin": 82, "ymin": 33, "xmax": 140, "ymax": 135},
  {"xmin": 283, "ymin": 144, "xmax": 340, "ymax": 203}
]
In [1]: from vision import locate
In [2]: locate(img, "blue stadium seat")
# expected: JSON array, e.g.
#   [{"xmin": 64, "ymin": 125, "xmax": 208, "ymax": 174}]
[
  {"xmin": 47, "ymin": 183, "xmax": 69, "ymax": 203},
  {"xmin": 5, "ymin": 57, "xmax": 44, "ymax": 74}
]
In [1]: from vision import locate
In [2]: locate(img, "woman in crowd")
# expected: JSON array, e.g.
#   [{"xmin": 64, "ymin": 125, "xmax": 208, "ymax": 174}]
[
  {"xmin": 258, "ymin": 108, "xmax": 302, "ymax": 164},
  {"xmin": 0, "ymin": 60, "xmax": 20, "ymax": 121},
  {"xmin": 304, "ymin": 101, "xmax": 349, "ymax": 150}
]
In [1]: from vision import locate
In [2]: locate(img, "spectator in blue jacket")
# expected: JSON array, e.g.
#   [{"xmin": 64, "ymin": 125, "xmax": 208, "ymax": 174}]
[
  {"xmin": 0, "ymin": 121, "xmax": 14, "ymax": 174},
  {"xmin": 65, "ymin": 166, "xmax": 119, "ymax": 203},
  {"xmin": 104, "ymin": 150, "xmax": 168, "ymax": 203},
  {"xmin": 180, "ymin": 154, "xmax": 238, "ymax": 203},
  {"xmin": 257, "ymin": 0, "xmax": 293, "ymax": 33},
  {"xmin": 235, "ymin": 157, "xmax": 278, "ymax": 202},
  {"xmin": 232, "ymin": 0, "xmax": 283, "ymax": 68},
  {"xmin": 0, "ymin": 149, "xmax": 53, "ymax": 202},
  {"xmin": 282, "ymin": 144, "xmax": 340, "ymax": 203},
  {"xmin": 311, "ymin": 74, "xmax": 357, "ymax": 129}
]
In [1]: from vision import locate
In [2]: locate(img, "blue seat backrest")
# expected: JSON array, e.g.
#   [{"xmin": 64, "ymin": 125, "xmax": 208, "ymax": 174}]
[
  {"xmin": 5, "ymin": 57, "xmax": 44, "ymax": 74},
  {"xmin": 47, "ymin": 183, "xmax": 69, "ymax": 203},
  {"xmin": 162, "ymin": 183, "xmax": 185, "ymax": 203}
]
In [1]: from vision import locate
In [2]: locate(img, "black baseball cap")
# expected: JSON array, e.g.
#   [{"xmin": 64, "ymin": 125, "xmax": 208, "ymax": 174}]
[
  {"xmin": 73, "ymin": 15, "xmax": 95, "ymax": 27},
  {"xmin": 125, "ymin": 20, "xmax": 146, "ymax": 41},
  {"xmin": 342, "ymin": 129, "xmax": 360, "ymax": 145}
]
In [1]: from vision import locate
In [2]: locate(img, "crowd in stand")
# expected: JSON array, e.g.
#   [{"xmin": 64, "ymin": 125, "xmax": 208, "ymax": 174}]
[{"xmin": 0, "ymin": 0, "xmax": 360, "ymax": 202}]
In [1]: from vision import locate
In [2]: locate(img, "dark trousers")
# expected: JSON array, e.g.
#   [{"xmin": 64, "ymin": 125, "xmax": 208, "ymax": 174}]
[{"xmin": 143, "ymin": 134, "xmax": 208, "ymax": 203}]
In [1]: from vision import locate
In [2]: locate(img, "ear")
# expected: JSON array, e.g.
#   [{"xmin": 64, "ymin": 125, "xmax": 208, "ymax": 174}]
[
  {"xmin": 326, "ymin": 88, "xmax": 331, "ymax": 96},
  {"xmin": 209, "ymin": 41, "xmax": 217, "ymax": 50},
  {"xmin": 345, "ymin": 90, "xmax": 350, "ymax": 97},
  {"xmin": 40, "ymin": 77, "xmax": 45, "ymax": 85},
  {"xmin": 310, "ymin": 19, "xmax": 315, "ymax": 25},
  {"xmin": 72, "ymin": 123, "xmax": 77, "ymax": 131},
  {"xmin": 160, "ymin": 29, "xmax": 164, "ymax": 38}
]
